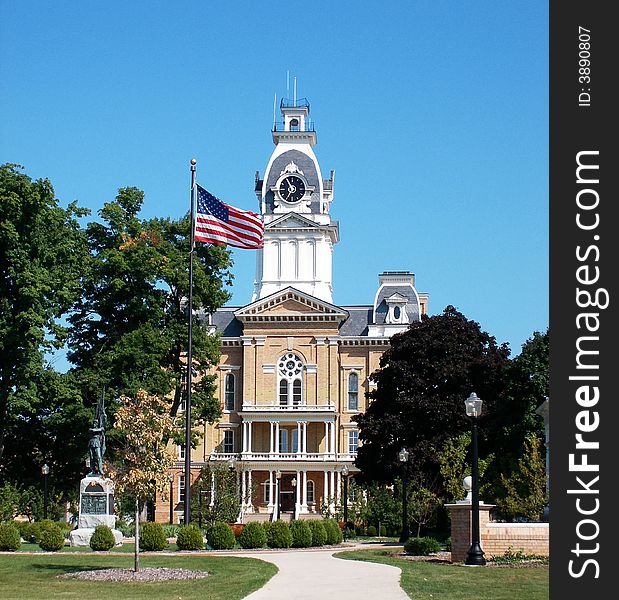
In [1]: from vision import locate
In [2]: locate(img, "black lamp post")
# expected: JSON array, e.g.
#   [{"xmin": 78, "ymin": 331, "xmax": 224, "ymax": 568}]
[
  {"xmin": 465, "ymin": 392, "xmax": 486, "ymax": 566},
  {"xmin": 398, "ymin": 448, "xmax": 410, "ymax": 543},
  {"xmin": 41, "ymin": 464, "xmax": 50, "ymax": 520},
  {"xmin": 168, "ymin": 475, "xmax": 174, "ymax": 524},
  {"xmin": 341, "ymin": 466, "xmax": 349, "ymax": 541}
]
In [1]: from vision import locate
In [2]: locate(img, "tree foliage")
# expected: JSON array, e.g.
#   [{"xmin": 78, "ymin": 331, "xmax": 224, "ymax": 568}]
[
  {"xmin": 192, "ymin": 463, "xmax": 240, "ymax": 528},
  {"xmin": 0, "ymin": 164, "xmax": 88, "ymax": 465},
  {"xmin": 67, "ymin": 187, "xmax": 233, "ymax": 436},
  {"xmin": 354, "ymin": 306, "xmax": 510, "ymax": 485}
]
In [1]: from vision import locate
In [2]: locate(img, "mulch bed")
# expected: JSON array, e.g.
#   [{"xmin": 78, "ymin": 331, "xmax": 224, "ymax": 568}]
[{"xmin": 60, "ymin": 567, "xmax": 209, "ymax": 582}]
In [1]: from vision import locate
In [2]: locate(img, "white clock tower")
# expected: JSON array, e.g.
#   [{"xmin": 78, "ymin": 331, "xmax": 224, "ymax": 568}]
[{"xmin": 252, "ymin": 97, "xmax": 338, "ymax": 303}]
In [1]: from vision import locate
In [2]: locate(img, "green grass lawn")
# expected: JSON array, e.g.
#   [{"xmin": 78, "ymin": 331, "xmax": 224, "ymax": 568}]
[
  {"xmin": 0, "ymin": 553, "xmax": 277, "ymax": 600},
  {"xmin": 336, "ymin": 549, "xmax": 549, "ymax": 600}
]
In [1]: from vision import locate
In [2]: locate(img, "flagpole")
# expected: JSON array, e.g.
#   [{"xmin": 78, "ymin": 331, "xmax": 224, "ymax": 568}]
[{"xmin": 184, "ymin": 158, "xmax": 197, "ymax": 525}]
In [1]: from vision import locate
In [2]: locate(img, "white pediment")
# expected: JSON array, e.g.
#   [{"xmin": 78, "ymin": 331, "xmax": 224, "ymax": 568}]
[
  {"xmin": 235, "ymin": 287, "xmax": 348, "ymax": 321},
  {"xmin": 266, "ymin": 213, "xmax": 319, "ymax": 230}
]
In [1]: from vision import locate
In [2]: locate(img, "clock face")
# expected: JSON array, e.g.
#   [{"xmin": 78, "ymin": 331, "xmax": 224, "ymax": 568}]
[{"xmin": 279, "ymin": 175, "xmax": 306, "ymax": 203}]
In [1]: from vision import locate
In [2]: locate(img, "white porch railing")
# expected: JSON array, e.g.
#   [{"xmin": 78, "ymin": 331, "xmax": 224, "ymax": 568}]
[
  {"xmin": 241, "ymin": 403, "xmax": 336, "ymax": 412},
  {"xmin": 209, "ymin": 451, "xmax": 356, "ymax": 462}
]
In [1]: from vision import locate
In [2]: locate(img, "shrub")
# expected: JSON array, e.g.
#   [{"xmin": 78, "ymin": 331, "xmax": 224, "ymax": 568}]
[
  {"xmin": 208, "ymin": 522, "xmax": 235, "ymax": 550},
  {"xmin": 290, "ymin": 520, "xmax": 312, "ymax": 548},
  {"xmin": 323, "ymin": 519, "xmax": 343, "ymax": 545},
  {"xmin": 367, "ymin": 525, "xmax": 377, "ymax": 537},
  {"xmin": 308, "ymin": 520, "xmax": 327, "ymax": 547},
  {"xmin": 139, "ymin": 522, "xmax": 168, "ymax": 551},
  {"xmin": 0, "ymin": 523, "xmax": 21, "ymax": 550},
  {"xmin": 163, "ymin": 523, "xmax": 179, "ymax": 538},
  {"xmin": 445, "ymin": 536, "xmax": 452, "ymax": 551},
  {"xmin": 176, "ymin": 524, "xmax": 204, "ymax": 550},
  {"xmin": 30, "ymin": 519, "xmax": 58, "ymax": 543},
  {"xmin": 379, "ymin": 524, "xmax": 387, "ymax": 536},
  {"xmin": 266, "ymin": 520, "xmax": 292, "ymax": 548},
  {"xmin": 404, "ymin": 536, "xmax": 441, "ymax": 556},
  {"xmin": 116, "ymin": 520, "xmax": 134, "ymax": 538},
  {"xmin": 90, "ymin": 525, "xmax": 115, "ymax": 551},
  {"xmin": 13, "ymin": 520, "xmax": 34, "ymax": 543},
  {"xmin": 38, "ymin": 523, "xmax": 65, "ymax": 551},
  {"xmin": 239, "ymin": 522, "xmax": 267, "ymax": 549}
]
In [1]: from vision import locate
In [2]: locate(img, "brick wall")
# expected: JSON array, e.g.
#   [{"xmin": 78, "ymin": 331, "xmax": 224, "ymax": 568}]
[{"xmin": 446, "ymin": 503, "xmax": 549, "ymax": 562}]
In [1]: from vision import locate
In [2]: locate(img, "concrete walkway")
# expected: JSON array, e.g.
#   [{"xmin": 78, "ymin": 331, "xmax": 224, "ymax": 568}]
[{"xmin": 233, "ymin": 544, "xmax": 410, "ymax": 600}]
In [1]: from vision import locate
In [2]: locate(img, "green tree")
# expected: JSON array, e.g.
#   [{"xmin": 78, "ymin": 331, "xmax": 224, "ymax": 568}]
[
  {"xmin": 67, "ymin": 187, "xmax": 233, "ymax": 438},
  {"xmin": 495, "ymin": 433, "xmax": 547, "ymax": 521},
  {"xmin": 192, "ymin": 464, "xmax": 240, "ymax": 528},
  {"xmin": 0, "ymin": 164, "xmax": 88, "ymax": 465},
  {"xmin": 354, "ymin": 306, "xmax": 510, "ymax": 485},
  {"xmin": 112, "ymin": 389, "xmax": 175, "ymax": 572}
]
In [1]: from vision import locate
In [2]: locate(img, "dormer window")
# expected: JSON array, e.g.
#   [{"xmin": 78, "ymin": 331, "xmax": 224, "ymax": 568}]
[{"xmin": 385, "ymin": 293, "xmax": 409, "ymax": 325}]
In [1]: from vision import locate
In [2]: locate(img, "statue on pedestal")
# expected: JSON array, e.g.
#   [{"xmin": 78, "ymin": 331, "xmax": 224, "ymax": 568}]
[{"xmin": 88, "ymin": 395, "xmax": 106, "ymax": 476}]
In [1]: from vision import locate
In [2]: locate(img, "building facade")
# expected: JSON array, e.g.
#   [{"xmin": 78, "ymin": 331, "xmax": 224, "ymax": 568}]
[{"xmin": 156, "ymin": 97, "xmax": 428, "ymax": 523}]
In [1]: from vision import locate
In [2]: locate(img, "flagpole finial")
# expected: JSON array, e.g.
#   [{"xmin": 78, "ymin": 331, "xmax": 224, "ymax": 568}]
[{"xmin": 190, "ymin": 158, "xmax": 197, "ymax": 166}]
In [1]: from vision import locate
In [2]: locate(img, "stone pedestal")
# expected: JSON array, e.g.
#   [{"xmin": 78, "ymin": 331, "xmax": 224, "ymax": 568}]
[
  {"xmin": 445, "ymin": 501, "xmax": 494, "ymax": 562},
  {"xmin": 69, "ymin": 476, "xmax": 123, "ymax": 546}
]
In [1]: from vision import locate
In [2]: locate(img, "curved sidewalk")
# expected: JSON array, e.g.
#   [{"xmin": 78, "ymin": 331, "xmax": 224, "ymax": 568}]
[{"xmin": 235, "ymin": 544, "xmax": 409, "ymax": 600}]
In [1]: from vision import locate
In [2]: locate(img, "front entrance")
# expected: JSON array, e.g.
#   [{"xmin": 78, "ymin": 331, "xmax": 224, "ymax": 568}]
[{"xmin": 279, "ymin": 490, "xmax": 295, "ymax": 513}]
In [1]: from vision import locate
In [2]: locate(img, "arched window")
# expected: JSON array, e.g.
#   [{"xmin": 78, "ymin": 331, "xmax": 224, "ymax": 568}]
[
  {"xmin": 307, "ymin": 479, "xmax": 315, "ymax": 503},
  {"xmin": 277, "ymin": 352, "xmax": 304, "ymax": 406},
  {"xmin": 348, "ymin": 372, "xmax": 359, "ymax": 411},
  {"xmin": 224, "ymin": 373, "xmax": 235, "ymax": 411},
  {"xmin": 290, "ymin": 117, "xmax": 299, "ymax": 131}
]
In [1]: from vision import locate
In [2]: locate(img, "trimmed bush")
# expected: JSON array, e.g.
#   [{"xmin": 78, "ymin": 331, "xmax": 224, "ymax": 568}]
[
  {"xmin": 323, "ymin": 519, "xmax": 342, "ymax": 545},
  {"xmin": 239, "ymin": 521, "xmax": 267, "ymax": 549},
  {"xmin": 38, "ymin": 523, "xmax": 65, "ymax": 551},
  {"xmin": 266, "ymin": 520, "xmax": 292, "ymax": 548},
  {"xmin": 139, "ymin": 522, "xmax": 168, "ymax": 551},
  {"xmin": 308, "ymin": 520, "xmax": 327, "ymax": 547},
  {"xmin": 31, "ymin": 519, "xmax": 58, "ymax": 543},
  {"xmin": 404, "ymin": 536, "xmax": 441, "ymax": 556},
  {"xmin": 208, "ymin": 522, "xmax": 235, "ymax": 550},
  {"xmin": 176, "ymin": 524, "xmax": 204, "ymax": 550},
  {"xmin": 367, "ymin": 525, "xmax": 377, "ymax": 537},
  {"xmin": 13, "ymin": 520, "xmax": 34, "ymax": 543},
  {"xmin": 0, "ymin": 523, "xmax": 21, "ymax": 550},
  {"xmin": 290, "ymin": 520, "xmax": 312, "ymax": 548},
  {"xmin": 90, "ymin": 525, "xmax": 115, "ymax": 551},
  {"xmin": 379, "ymin": 525, "xmax": 387, "ymax": 536}
]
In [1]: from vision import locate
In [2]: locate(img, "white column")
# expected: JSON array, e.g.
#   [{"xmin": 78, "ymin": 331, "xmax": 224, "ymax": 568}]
[
  {"xmin": 275, "ymin": 422, "xmax": 280, "ymax": 455},
  {"xmin": 242, "ymin": 422, "xmax": 248, "ymax": 453},
  {"xmin": 247, "ymin": 470, "xmax": 253, "ymax": 512},
  {"xmin": 302, "ymin": 470, "xmax": 308, "ymax": 512},
  {"xmin": 295, "ymin": 469, "xmax": 301, "ymax": 517},
  {"xmin": 248, "ymin": 421, "xmax": 253, "ymax": 454},
  {"xmin": 302, "ymin": 422, "xmax": 308, "ymax": 455},
  {"xmin": 330, "ymin": 421, "xmax": 336, "ymax": 457},
  {"xmin": 269, "ymin": 422, "xmax": 274, "ymax": 454},
  {"xmin": 323, "ymin": 469, "xmax": 328, "ymax": 509},
  {"xmin": 268, "ymin": 470, "xmax": 274, "ymax": 513},
  {"xmin": 241, "ymin": 471, "xmax": 247, "ymax": 509},
  {"xmin": 330, "ymin": 470, "xmax": 335, "ymax": 513},
  {"xmin": 296, "ymin": 421, "xmax": 302, "ymax": 454},
  {"xmin": 324, "ymin": 422, "xmax": 329, "ymax": 454},
  {"xmin": 210, "ymin": 472, "xmax": 216, "ymax": 507},
  {"xmin": 336, "ymin": 471, "xmax": 342, "ymax": 503}
]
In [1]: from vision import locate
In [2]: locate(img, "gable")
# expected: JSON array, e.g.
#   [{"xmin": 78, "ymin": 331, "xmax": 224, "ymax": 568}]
[
  {"xmin": 235, "ymin": 287, "xmax": 348, "ymax": 324},
  {"xmin": 267, "ymin": 213, "xmax": 318, "ymax": 230}
]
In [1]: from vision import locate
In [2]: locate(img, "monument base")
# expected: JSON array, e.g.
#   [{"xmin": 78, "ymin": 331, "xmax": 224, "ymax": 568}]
[
  {"xmin": 69, "ymin": 527, "xmax": 124, "ymax": 547},
  {"xmin": 70, "ymin": 475, "xmax": 123, "ymax": 546}
]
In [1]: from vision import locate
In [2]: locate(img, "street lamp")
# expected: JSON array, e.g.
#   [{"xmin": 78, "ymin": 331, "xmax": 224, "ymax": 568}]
[
  {"xmin": 168, "ymin": 474, "xmax": 174, "ymax": 524},
  {"xmin": 41, "ymin": 464, "xmax": 50, "ymax": 519},
  {"xmin": 275, "ymin": 470, "xmax": 282, "ymax": 520},
  {"xmin": 398, "ymin": 448, "xmax": 410, "ymax": 543},
  {"xmin": 464, "ymin": 392, "xmax": 486, "ymax": 566},
  {"xmin": 291, "ymin": 477, "xmax": 297, "ymax": 520},
  {"xmin": 341, "ymin": 466, "xmax": 349, "ymax": 542}
]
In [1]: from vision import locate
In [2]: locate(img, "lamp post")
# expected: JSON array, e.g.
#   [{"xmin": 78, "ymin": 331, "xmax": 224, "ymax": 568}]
[
  {"xmin": 41, "ymin": 464, "xmax": 50, "ymax": 520},
  {"xmin": 291, "ymin": 477, "xmax": 297, "ymax": 520},
  {"xmin": 168, "ymin": 475, "xmax": 174, "ymax": 524},
  {"xmin": 341, "ymin": 466, "xmax": 349, "ymax": 542},
  {"xmin": 275, "ymin": 470, "xmax": 282, "ymax": 520},
  {"xmin": 398, "ymin": 448, "xmax": 410, "ymax": 543},
  {"xmin": 464, "ymin": 392, "xmax": 486, "ymax": 566}
]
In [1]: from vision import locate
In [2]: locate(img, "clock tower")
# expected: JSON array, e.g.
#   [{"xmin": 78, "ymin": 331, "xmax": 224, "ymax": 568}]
[{"xmin": 252, "ymin": 97, "xmax": 338, "ymax": 303}]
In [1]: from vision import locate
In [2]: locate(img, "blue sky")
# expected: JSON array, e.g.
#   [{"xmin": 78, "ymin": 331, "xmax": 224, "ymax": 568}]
[{"xmin": 1, "ymin": 1, "xmax": 548, "ymax": 359}]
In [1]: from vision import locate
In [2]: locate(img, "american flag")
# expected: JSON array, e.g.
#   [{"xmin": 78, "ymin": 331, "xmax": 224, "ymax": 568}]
[{"xmin": 194, "ymin": 184, "xmax": 264, "ymax": 249}]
